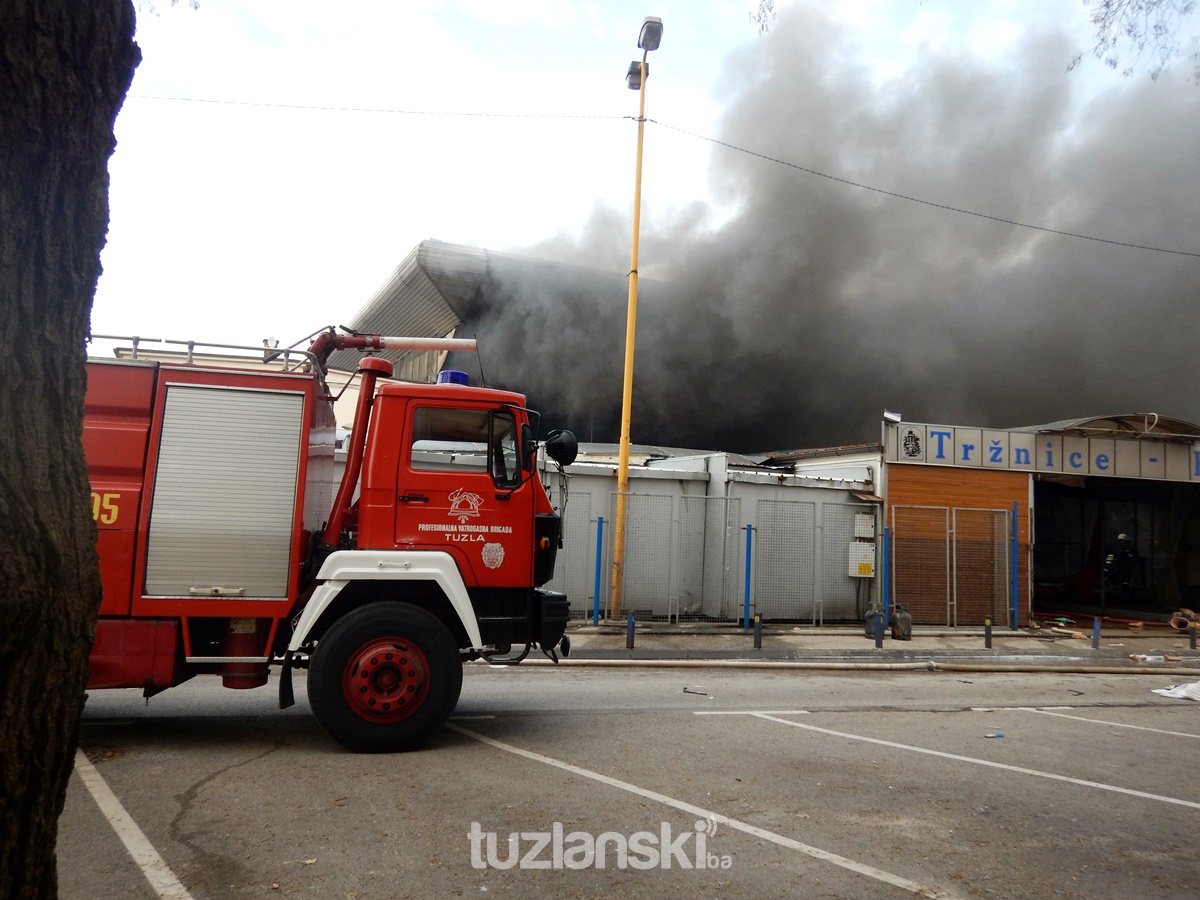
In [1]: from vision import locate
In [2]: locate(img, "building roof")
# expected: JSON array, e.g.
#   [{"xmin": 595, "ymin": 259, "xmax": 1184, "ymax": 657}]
[
  {"xmin": 574, "ymin": 442, "xmax": 762, "ymax": 467},
  {"xmin": 328, "ymin": 239, "xmax": 633, "ymax": 382},
  {"xmin": 1008, "ymin": 414, "xmax": 1200, "ymax": 441},
  {"xmin": 758, "ymin": 413, "xmax": 1200, "ymax": 468},
  {"xmin": 761, "ymin": 442, "xmax": 883, "ymax": 466}
]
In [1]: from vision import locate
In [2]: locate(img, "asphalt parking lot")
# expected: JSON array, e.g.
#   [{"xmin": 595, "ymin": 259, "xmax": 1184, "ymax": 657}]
[{"xmin": 61, "ymin": 657, "xmax": 1200, "ymax": 899}]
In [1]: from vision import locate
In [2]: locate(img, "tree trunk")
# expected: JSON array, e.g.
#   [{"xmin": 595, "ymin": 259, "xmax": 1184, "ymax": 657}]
[{"xmin": 0, "ymin": 3, "xmax": 139, "ymax": 897}]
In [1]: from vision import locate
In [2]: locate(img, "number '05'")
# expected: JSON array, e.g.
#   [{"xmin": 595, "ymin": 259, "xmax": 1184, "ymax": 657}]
[{"xmin": 91, "ymin": 492, "xmax": 119, "ymax": 525}]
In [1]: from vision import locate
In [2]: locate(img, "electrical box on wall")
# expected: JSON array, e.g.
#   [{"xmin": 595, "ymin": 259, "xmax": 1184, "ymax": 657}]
[
  {"xmin": 854, "ymin": 513, "xmax": 875, "ymax": 539},
  {"xmin": 849, "ymin": 542, "xmax": 876, "ymax": 577}
]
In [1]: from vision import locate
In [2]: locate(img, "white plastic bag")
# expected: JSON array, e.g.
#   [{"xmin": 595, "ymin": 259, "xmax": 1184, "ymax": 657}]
[{"xmin": 1151, "ymin": 680, "xmax": 1200, "ymax": 700}]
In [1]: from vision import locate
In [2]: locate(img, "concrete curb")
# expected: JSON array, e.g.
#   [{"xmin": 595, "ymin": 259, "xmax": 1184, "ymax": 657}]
[
  {"xmin": 560, "ymin": 647, "xmax": 1193, "ymax": 660},
  {"xmin": 482, "ymin": 656, "xmax": 1200, "ymax": 676},
  {"xmin": 538, "ymin": 620, "xmax": 1200, "ymax": 673}
]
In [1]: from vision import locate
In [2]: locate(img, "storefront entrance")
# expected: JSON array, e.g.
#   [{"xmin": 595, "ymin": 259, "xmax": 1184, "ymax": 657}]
[{"xmin": 1033, "ymin": 477, "xmax": 1200, "ymax": 620}]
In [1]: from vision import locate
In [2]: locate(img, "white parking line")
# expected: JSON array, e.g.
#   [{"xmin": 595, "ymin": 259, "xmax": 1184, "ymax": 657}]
[
  {"xmin": 1016, "ymin": 707, "xmax": 1200, "ymax": 738},
  {"xmin": 73, "ymin": 750, "xmax": 193, "ymax": 900},
  {"xmin": 448, "ymin": 723, "xmax": 958, "ymax": 899},
  {"xmin": 694, "ymin": 709, "xmax": 812, "ymax": 716},
  {"xmin": 747, "ymin": 713, "xmax": 1200, "ymax": 810}
]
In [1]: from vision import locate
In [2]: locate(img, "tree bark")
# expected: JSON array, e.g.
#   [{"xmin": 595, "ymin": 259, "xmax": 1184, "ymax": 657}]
[{"xmin": 0, "ymin": 2, "xmax": 139, "ymax": 897}]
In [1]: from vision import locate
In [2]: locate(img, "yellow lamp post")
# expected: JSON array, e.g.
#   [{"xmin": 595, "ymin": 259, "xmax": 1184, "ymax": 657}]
[{"xmin": 610, "ymin": 16, "xmax": 662, "ymax": 620}]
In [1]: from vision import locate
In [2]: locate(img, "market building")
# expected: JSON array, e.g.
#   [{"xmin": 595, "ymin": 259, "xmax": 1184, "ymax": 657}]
[{"xmin": 777, "ymin": 415, "xmax": 1200, "ymax": 627}]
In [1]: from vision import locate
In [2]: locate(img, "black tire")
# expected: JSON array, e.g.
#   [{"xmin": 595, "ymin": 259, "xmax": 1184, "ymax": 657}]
[{"xmin": 308, "ymin": 603, "xmax": 463, "ymax": 752}]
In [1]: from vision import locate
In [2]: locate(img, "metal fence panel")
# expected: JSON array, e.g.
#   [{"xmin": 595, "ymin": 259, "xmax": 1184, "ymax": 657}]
[
  {"xmin": 609, "ymin": 492, "xmax": 674, "ymax": 619},
  {"xmin": 676, "ymin": 496, "xmax": 742, "ymax": 621},
  {"xmin": 546, "ymin": 481, "xmax": 894, "ymax": 627},
  {"xmin": 892, "ymin": 505, "xmax": 951, "ymax": 625},
  {"xmin": 953, "ymin": 508, "xmax": 1011, "ymax": 627},
  {"xmin": 892, "ymin": 505, "xmax": 1012, "ymax": 626},
  {"xmin": 754, "ymin": 499, "xmax": 816, "ymax": 620},
  {"xmin": 543, "ymin": 488, "xmax": 595, "ymax": 620},
  {"xmin": 820, "ymin": 503, "xmax": 877, "ymax": 621},
  {"xmin": 676, "ymin": 495, "xmax": 705, "ymax": 620},
  {"xmin": 708, "ymin": 497, "xmax": 743, "ymax": 621}
]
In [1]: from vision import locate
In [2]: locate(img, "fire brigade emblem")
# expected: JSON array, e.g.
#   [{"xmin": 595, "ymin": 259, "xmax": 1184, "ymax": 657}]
[
  {"xmin": 448, "ymin": 487, "xmax": 484, "ymax": 523},
  {"xmin": 482, "ymin": 543, "xmax": 505, "ymax": 569}
]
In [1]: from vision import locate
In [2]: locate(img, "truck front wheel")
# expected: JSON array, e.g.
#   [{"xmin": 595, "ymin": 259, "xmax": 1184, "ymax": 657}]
[{"xmin": 308, "ymin": 603, "xmax": 463, "ymax": 752}]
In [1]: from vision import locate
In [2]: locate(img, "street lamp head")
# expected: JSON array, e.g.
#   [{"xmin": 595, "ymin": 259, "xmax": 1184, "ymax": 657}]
[
  {"xmin": 625, "ymin": 60, "xmax": 648, "ymax": 90},
  {"xmin": 638, "ymin": 16, "xmax": 663, "ymax": 51}
]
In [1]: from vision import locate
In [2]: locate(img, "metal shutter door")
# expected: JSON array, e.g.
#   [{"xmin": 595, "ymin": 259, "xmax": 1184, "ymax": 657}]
[{"xmin": 144, "ymin": 385, "xmax": 304, "ymax": 598}]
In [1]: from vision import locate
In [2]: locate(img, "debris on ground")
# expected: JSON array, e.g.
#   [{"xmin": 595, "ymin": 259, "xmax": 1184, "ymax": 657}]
[
  {"xmin": 1169, "ymin": 609, "xmax": 1200, "ymax": 632},
  {"xmin": 1152, "ymin": 679, "xmax": 1200, "ymax": 700},
  {"xmin": 1049, "ymin": 627, "xmax": 1088, "ymax": 640}
]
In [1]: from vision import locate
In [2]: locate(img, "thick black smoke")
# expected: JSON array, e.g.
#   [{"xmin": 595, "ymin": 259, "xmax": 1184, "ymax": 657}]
[{"xmin": 463, "ymin": 5, "xmax": 1200, "ymax": 454}]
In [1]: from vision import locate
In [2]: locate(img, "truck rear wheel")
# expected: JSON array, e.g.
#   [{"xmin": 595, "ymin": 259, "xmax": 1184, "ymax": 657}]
[{"xmin": 308, "ymin": 603, "xmax": 463, "ymax": 752}]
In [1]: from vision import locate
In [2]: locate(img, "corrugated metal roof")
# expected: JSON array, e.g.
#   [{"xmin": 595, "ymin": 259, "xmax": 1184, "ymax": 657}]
[{"xmin": 327, "ymin": 240, "xmax": 488, "ymax": 380}]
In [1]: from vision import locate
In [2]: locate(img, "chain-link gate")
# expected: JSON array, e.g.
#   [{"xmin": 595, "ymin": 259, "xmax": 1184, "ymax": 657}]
[{"xmin": 891, "ymin": 505, "xmax": 1011, "ymax": 626}]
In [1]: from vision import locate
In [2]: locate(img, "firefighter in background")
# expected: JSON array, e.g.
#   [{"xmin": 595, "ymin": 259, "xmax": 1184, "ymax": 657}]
[{"xmin": 1104, "ymin": 533, "xmax": 1138, "ymax": 602}]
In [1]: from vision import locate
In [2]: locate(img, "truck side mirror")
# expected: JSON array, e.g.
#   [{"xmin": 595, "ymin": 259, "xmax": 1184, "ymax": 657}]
[
  {"xmin": 521, "ymin": 423, "xmax": 537, "ymax": 470},
  {"xmin": 543, "ymin": 430, "xmax": 578, "ymax": 468}
]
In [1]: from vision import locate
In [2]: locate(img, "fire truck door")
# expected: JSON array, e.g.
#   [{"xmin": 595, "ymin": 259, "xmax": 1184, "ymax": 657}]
[{"xmin": 396, "ymin": 406, "xmax": 533, "ymax": 587}]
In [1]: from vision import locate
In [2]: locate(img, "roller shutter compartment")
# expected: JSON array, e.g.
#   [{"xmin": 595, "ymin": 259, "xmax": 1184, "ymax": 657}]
[{"xmin": 144, "ymin": 384, "xmax": 304, "ymax": 599}]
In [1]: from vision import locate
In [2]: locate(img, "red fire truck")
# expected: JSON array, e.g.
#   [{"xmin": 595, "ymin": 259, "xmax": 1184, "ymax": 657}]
[{"xmin": 84, "ymin": 329, "xmax": 577, "ymax": 752}]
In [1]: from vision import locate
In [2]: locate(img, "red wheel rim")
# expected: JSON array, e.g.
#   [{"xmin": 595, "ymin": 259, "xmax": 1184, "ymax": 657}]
[{"xmin": 342, "ymin": 638, "xmax": 431, "ymax": 723}]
